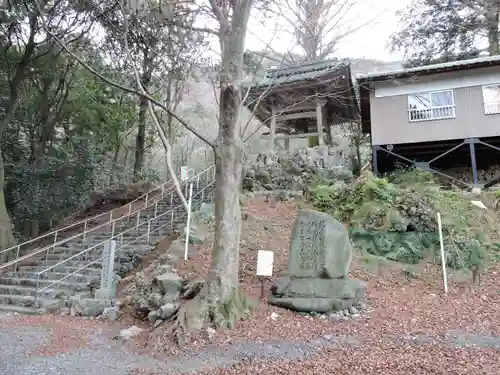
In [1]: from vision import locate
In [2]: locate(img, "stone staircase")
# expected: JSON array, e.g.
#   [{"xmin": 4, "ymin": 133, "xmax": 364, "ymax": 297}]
[{"xmin": 0, "ymin": 168, "xmax": 215, "ymax": 315}]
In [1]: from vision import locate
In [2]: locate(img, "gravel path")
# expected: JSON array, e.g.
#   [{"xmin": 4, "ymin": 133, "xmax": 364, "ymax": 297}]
[{"xmin": 1, "ymin": 312, "xmax": 500, "ymax": 375}]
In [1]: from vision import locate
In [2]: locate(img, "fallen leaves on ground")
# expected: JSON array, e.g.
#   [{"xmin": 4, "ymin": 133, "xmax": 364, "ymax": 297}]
[
  {"xmin": 168, "ymin": 197, "xmax": 500, "ymax": 348},
  {"xmin": 0, "ymin": 314, "xmax": 117, "ymax": 356},
  {"xmin": 192, "ymin": 341, "xmax": 500, "ymax": 375}
]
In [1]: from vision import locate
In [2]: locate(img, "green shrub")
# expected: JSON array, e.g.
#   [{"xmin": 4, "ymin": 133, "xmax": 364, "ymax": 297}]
[{"xmin": 309, "ymin": 169, "xmax": 498, "ymax": 271}]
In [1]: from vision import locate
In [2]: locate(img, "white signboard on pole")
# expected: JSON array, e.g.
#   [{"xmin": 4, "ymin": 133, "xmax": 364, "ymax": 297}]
[
  {"xmin": 256, "ymin": 250, "xmax": 274, "ymax": 276},
  {"xmin": 180, "ymin": 166, "xmax": 189, "ymax": 181},
  {"xmin": 436, "ymin": 212, "xmax": 448, "ymax": 295}
]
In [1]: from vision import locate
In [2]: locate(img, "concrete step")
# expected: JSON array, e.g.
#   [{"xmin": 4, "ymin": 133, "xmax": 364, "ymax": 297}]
[
  {"xmin": 0, "ymin": 294, "xmax": 63, "ymax": 310},
  {"xmin": 0, "ymin": 303, "xmax": 43, "ymax": 315},
  {"xmin": 0, "ymin": 280, "xmax": 87, "ymax": 295},
  {"xmin": 40, "ymin": 253, "xmax": 97, "ymax": 262},
  {"xmin": 23, "ymin": 260, "xmax": 103, "ymax": 273},
  {"xmin": 0, "ymin": 182, "xmax": 213, "ymax": 315},
  {"xmin": 1, "ymin": 271, "xmax": 91, "ymax": 283},
  {"xmin": 49, "ymin": 243, "xmax": 151, "ymax": 257},
  {"xmin": 84, "ymin": 234, "xmax": 165, "ymax": 244},
  {"xmin": 59, "ymin": 219, "xmax": 179, "ymax": 242},
  {"xmin": 17, "ymin": 265, "xmax": 101, "ymax": 277}
]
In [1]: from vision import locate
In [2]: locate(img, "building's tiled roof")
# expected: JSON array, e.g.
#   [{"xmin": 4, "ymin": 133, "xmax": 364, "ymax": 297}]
[
  {"xmin": 245, "ymin": 59, "xmax": 350, "ymax": 88},
  {"xmin": 356, "ymin": 54, "xmax": 500, "ymax": 82}
]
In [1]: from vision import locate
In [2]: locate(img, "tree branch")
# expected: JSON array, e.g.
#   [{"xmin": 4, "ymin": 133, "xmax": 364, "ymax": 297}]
[{"xmin": 33, "ymin": 0, "xmax": 215, "ymax": 149}]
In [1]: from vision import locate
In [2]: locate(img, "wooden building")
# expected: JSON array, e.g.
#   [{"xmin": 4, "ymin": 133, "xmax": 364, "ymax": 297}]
[
  {"xmin": 357, "ymin": 55, "xmax": 500, "ymax": 188},
  {"xmin": 243, "ymin": 60, "xmax": 358, "ymax": 149}
]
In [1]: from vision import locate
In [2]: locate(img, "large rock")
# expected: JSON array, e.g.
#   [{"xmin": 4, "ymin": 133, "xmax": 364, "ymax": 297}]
[
  {"xmin": 193, "ymin": 203, "xmax": 214, "ymax": 224},
  {"xmin": 288, "ymin": 209, "xmax": 352, "ymax": 278},
  {"xmin": 183, "ymin": 224, "xmax": 206, "ymax": 245},
  {"xmin": 101, "ymin": 306, "xmax": 121, "ymax": 322},
  {"xmin": 71, "ymin": 297, "xmax": 112, "ymax": 317},
  {"xmin": 154, "ymin": 273, "xmax": 183, "ymax": 297},
  {"xmin": 268, "ymin": 276, "xmax": 366, "ymax": 312},
  {"xmin": 157, "ymin": 302, "xmax": 179, "ymax": 320},
  {"xmin": 268, "ymin": 296, "xmax": 343, "ymax": 313},
  {"xmin": 271, "ymin": 277, "xmax": 365, "ymax": 302}
]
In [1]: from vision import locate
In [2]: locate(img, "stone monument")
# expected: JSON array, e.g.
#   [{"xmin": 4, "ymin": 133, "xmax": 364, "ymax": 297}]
[
  {"xmin": 95, "ymin": 240, "xmax": 117, "ymax": 300},
  {"xmin": 268, "ymin": 209, "xmax": 365, "ymax": 313}
]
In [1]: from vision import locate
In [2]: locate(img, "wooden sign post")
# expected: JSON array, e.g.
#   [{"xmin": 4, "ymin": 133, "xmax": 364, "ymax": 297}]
[{"xmin": 256, "ymin": 250, "xmax": 274, "ymax": 300}]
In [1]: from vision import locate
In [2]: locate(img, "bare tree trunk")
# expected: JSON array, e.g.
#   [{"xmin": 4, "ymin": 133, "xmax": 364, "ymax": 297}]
[
  {"xmin": 0, "ymin": 151, "xmax": 15, "ymax": 261},
  {"xmin": 133, "ymin": 97, "xmax": 147, "ymax": 180},
  {"xmin": 486, "ymin": 6, "xmax": 500, "ymax": 55},
  {"xmin": 133, "ymin": 52, "xmax": 153, "ymax": 181},
  {"xmin": 207, "ymin": 125, "xmax": 244, "ymax": 305},
  {"xmin": 0, "ymin": 30, "xmax": 37, "ymax": 250},
  {"xmin": 174, "ymin": 103, "xmax": 249, "ymax": 332},
  {"xmin": 110, "ymin": 144, "xmax": 121, "ymax": 185},
  {"xmin": 173, "ymin": 1, "xmax": 253, "ymax": 334}
]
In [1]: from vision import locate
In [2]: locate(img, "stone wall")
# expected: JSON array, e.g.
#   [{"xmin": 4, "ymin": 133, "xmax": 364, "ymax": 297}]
[
  {"xmin": 243, "ymin": 146, "xmax": 353, "ymax": 192},
  {"xmin": 442, "ymin": 165, "xmax": 500, "ymax": 185}
]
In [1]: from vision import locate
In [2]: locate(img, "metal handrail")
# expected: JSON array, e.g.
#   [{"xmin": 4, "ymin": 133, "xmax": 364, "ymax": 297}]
[
  {"xmin": 34, "ymin": 179, "xmax": 216, "ymax": 301},
  {"xmin": 0, "ymin": 168, "xmax": 196, "ymax": 260},
  {"xmin": 0, "ymin": 165, "xmax": 216, "ymax": 273}
]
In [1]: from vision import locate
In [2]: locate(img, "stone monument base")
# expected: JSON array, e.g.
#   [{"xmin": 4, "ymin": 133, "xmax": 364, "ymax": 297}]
[
  {"xmin": 269, "ymin": 208, "xmax": 365, "ymax": 314},
  {"xmin": 268, "ymin": 276, "xmax": 366, "ymax": 313}
]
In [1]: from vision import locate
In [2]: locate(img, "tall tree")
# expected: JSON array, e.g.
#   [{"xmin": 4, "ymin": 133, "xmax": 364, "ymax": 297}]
[
  {"xmin": 390, "ymin": 0, "xmax": 500, "ymax": 66},
  {"xmin": 0, "ymin": 0, "xmax": 94, "ymax": 253},
  {"xmin": 172, "ymin": 0, "xmax": 256, "ymax": 333},
  {"xmin": 1, "ymin": 40, "xmax": 137, "ymax": 241},
  {"xmin": 35, "ymin": 0, "xmax": 264, "ymax": 335},
  {"xmin": 96, "ymin": 2, "xmax": 205, "ymax": 180},
  {"xmin": 285, "ymin": 0, "xmax": 361, "ymax": 61},
  {"xmin": 277, "ymin": 0, "xmax": 364, "ymax": 147}
]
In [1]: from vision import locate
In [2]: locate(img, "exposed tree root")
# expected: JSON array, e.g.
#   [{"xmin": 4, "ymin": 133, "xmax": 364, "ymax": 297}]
[{"xmin": 169, "ymin": 283, "xmax": 251, "ymax": 345}]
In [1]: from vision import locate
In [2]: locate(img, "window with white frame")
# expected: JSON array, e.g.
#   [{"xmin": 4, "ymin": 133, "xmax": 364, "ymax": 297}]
[
  {"xmin": 482, "ymin": 84, "xmax": 500, "ymax": 114},
  {"xmin": 407, "ymin": 90, "xmax": 456, "ymax": 122}
]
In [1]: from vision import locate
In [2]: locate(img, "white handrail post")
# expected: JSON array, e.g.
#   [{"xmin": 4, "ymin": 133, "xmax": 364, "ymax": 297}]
[
  {"xmin": 170, "ymin": 192, "xmax": 173, "ymax": 206},
  {"xmin": 136, "ymin": 211, "xmax": 140, "ymax": 233},
  {"xmin": 154, "ymin": 202, "xmax": 158, "ymax": 218},
  {"xmin": 34, "ymin": 275, "xmax": 40, "ymax": 307},
  {"xmin": 170, "ymin": 209, "xmax": 174, "ymax": 228},
  {"xmin": 437, "ymin": 212, "xmax": 448, "ymax": 295},
  {"xmin": 145, "ymin": 192, "xmax": 149, "ymax": 208},
  {"xmin": 14, "ymin": 245, "xmax": 20, "ymax": 274},
  {"xmin": 44, "ymin": 247, "xmax": 49, "ymax": 265},
  {"xmin": 147, "ymin": 221, "xmax": 151, "ymax": 244},
  {"xmin": 82, "ymin": 220, "xmax": 88, "ymax": 249},
  {"xmin": 161, "ymin": 185, "xmax": 165, "ymax": 199},
  {"xmin": 128, "ymin": 203, "xmax": 132, "ymax": 215},
  {"xmin": 184, "ymin": 183, "xmax": 194, "ymax": 261},
  {"xmin": 196, "ymin": 175, "xmax": 200, "ymax": 190},
  {"xmin": 112, "ymin": 221, "xmax": 116, "ymax": 238}
]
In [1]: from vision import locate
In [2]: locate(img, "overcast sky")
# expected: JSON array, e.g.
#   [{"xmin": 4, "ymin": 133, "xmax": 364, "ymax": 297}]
[{"xmin": 245, "ymin": 0, "xmax": 411, "ymax": 62}]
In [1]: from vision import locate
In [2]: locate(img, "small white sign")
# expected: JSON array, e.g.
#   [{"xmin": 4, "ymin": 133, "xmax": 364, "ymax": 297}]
[
  {"xmin": 256, "ymin": 250, "xmax": 274, "ymax": 276},
  {"xmin": 180, "ymin": 166, "xmax": 189, "ymax": 181}
]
